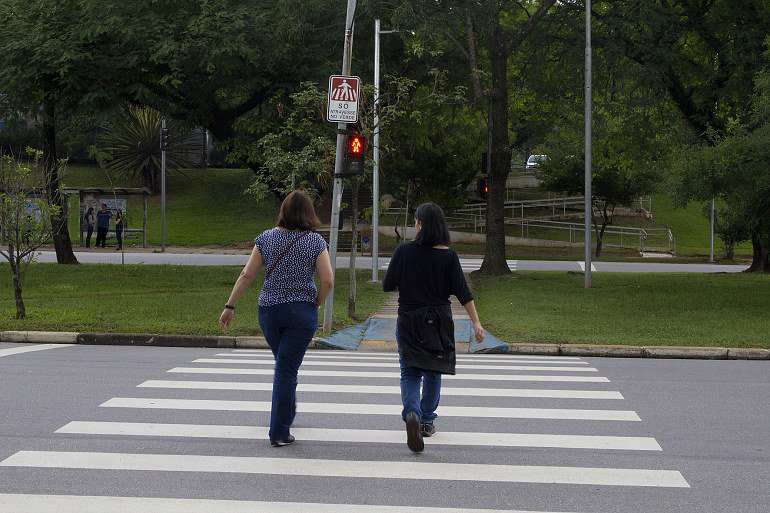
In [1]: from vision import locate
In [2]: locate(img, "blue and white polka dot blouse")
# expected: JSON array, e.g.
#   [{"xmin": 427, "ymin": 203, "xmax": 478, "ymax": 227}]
[{"xmin": 255, "ymin": 228, "xmax": 328, "ymax": 307}]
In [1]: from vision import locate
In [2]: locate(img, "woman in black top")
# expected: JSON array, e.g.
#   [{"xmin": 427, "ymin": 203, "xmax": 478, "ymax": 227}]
[{"xmin": 383, "ymin": 202, "xmax": 484, "ymax": 453}]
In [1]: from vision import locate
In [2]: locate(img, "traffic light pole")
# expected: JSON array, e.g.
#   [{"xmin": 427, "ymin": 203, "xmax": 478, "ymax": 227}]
[{"xmin": 323, "ymin": 0, "xmax": 357, "ymax": 332}]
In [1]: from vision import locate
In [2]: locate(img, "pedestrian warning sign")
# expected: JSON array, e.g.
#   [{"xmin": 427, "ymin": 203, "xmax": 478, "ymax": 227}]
[{"xmin": 327, "ymin": 75, "xmax": 361, "ymax": 123}]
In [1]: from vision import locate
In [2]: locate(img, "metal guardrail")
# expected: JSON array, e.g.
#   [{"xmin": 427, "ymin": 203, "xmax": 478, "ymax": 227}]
[{"xmin": 382, "ymin": 197, "xmax": 669, "ymax": 252}]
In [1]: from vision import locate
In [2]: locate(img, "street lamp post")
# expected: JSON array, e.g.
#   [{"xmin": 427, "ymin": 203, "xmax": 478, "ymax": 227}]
[
  {"xmin": 372, "ymin": 19, "xmax": 398, "ymax": 283},
  {"xmin": 584, "ymin": 0, "xmax": 592, "ymax": 288}
]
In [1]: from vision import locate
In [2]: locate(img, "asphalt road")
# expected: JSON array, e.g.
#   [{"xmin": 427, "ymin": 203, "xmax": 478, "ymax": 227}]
[
  {"xmin": 0, "ymin": 343, "xmax": 767, "ymax": 512},
  {"xmin": 32, "ymin": 250, "xmax": 749, "ymax": 273}
]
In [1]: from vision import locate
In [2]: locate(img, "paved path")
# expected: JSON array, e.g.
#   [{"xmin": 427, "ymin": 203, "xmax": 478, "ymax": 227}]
[
  {"xmin": 31, "ymin": 250, "xmax": 749, "ymax": 273},
  {"xmin": 0, "ymin": 343, "xmax": 767, "ymax": 512}
]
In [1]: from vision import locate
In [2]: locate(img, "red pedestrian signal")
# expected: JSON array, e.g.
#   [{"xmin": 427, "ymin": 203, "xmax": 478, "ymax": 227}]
[
  {"xmin": 338, "ymin": 133, "xmax": 367, "ymax": 177},
  {"xmin": 348, "ymin": 135, "xmax": 364, "ymax": 155},
  {"xmin": 477, "ymin": 178, "xmax": 488, "ymax": 199}
]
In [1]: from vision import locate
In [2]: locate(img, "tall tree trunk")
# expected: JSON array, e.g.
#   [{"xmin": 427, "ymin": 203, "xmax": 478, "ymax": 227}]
[
  {"xmin": 480, "ymin": 25, "xmax": 512, "ymax": 275},
  {"xmin": 348, "ymin": 178, "xmax": 360, "ymax": 318},
  {"xmin": 42, "ymin": 99, "xmax": 78, "ymax": 265},
  {"xmin": 746, "ymin": 231, "xmax": 770, "ymax": 273}
]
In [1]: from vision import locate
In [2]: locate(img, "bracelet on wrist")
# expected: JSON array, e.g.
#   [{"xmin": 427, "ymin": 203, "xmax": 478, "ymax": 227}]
[{"xmin": 224, "ymin": 304, "xmax": 235, "ymax": 310}]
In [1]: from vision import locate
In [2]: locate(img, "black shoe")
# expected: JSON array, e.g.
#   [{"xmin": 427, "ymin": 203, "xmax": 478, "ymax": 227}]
[
  {"xmin": 270, "ymin": 435, "xmax": 296, "ymax": 447},
  {"xmin": 420, "ymin": 423, "xmax": 436, "ymax": 437},
  {"xmin": 405, "ymin": 412, "xmax": 424, "ymax": 453}
]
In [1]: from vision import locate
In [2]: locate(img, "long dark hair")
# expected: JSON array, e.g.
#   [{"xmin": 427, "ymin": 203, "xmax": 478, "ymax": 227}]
[
  {"xmin": 277, "ymin": 190, "xmax": 321, "ymax": 231},
  {"xmin": 414, "ymin": 202, "xmax": 451, "ymax": 246}
]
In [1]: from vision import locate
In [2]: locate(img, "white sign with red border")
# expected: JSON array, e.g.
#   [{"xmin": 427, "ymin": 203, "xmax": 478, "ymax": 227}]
[{"xmin": 327, "ymin": 75, "xmax": 360, "ymax": 123}]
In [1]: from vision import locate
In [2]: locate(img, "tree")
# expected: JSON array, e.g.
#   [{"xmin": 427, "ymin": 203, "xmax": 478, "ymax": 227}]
[
  {"xmin": 669, "ymin": 69, "xmax": 770, "ymax": 272},
  {"xmin": 93, "ymin": 106, "xmax": 203, "ymax": 193},
  {"xmin": 0, "ymin": 154, "xmax": 61, "ymax": 318},
  {"xmin": 389, "ymin": 0, "xmax": 559, "ymax": 274}
]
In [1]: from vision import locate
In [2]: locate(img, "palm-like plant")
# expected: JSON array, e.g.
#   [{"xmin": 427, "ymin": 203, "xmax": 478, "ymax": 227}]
[{"xmin": 95, "ymin": 106, "xmax": 203, "ymax": 192}]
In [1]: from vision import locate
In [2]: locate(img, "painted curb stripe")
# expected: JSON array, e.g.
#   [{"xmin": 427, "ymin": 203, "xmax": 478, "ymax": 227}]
[
  {"xmin": 0, "ymin": 451, "xmax": 687, "ymax": 487},
  {"xmin": 138, "ymin": 380, "xmax": 624, "ymax": 400},
  {"xmin": 56, "ymin": 421, "xmax": 661, "ymax": 451},
  {"xmin": 168, "ymin": 367, "xmax": 612, "ymax": 383},
  {"xmin": 99, "ymin": 397, "xmax": 641, "ymax": 421}
]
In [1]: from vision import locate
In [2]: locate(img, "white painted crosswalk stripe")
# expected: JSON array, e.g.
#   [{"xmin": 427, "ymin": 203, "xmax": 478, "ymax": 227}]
[
  {"xmin": 138, "ymin": 379, "xmax": 624, "ymax": 400},
  {"xmin": 0, "ymin": 451, "xmax": 688, "ymax": 487},
  {"xmin": 0, "ymin": 494, "xmax": 579, "ymax": 513},
  {"xmin": 168, "ymin": 367, "xmax": 612, "ymax": 382},
  {"xmin": 192, "ymin": 358, "xmax": 599, "ymax": 372},
  {"xmin": 0, "ymin": 344, "xmax": 73, "ymax": 359},
  {"xmin": 232, "ymin": 349, "xmax": 582, "ymax": 361},
  {"xmin": 56, "ymin": 421, "xmax": 662, "ymax": 451},
  {"xmin": 216, "ymin": 353, "xmax": 590, "ymax": 365},
  {"xmin": 100, "ymin": 397, "xmax": 641, "ymax": 421}
]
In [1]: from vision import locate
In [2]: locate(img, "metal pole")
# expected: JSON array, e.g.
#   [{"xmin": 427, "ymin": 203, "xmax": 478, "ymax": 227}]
[
  {"xmin": 323, "ymin": 0, "xmax": 357, "ymax": 331},
  {"xmin": 584, "ymin": 0, "xmax": 592, "ymax": 288},
  {"xmin": 709, "ymin": 197, "xmax": 715, "ymax": 263},
  {"xmin": 161, "ymin": 118, "xmax": 167, "ymax": 252},
  {"xmin": 372, "ymin": 18, "xmax": 381, "ymax": 283}
]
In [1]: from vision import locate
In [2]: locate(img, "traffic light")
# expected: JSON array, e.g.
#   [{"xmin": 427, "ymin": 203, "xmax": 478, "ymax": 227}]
[
  {"xmin": 339, "ymin": 133, "xmax": 366, "ymax": 176},
  {"xmin": 160, "ymin": 127, "xmax": 171, "ymax": 151},
  {"xmin": 477, "ymin": 177, "xmax": 488, "ymax": 200}
]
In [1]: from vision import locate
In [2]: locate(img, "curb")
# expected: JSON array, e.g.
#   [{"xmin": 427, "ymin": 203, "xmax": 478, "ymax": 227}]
[
  {"xmin": 490, "ymin": 343, "xmax": 769, "ymax": 360},
  {"xmin": 1, "ymin": 331, "xmax": 768, "ymax": 360}
]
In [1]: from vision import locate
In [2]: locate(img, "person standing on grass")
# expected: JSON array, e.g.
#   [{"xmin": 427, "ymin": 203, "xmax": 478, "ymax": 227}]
[
  {"xmin": 219, "ymin": 190, "xmax": 334, "ymax": 447},
  {"xmin": 95, "ymin": 203, "xmax": 111, "ymax": 248},
  {"xmin": 83, "ymin": 207, "xmax": 95, "ymax": 248},
  {"xmin": 114, "ymin": 209, "xmax": 124, "ymax": 251},
  {"xmin": 383, "ymin": 202, "xmax": 485, "ymax": 453}
]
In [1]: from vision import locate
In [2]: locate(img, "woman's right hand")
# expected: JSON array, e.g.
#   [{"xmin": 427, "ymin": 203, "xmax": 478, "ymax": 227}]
[{"xmin": 472, "ymin": 321, "xmax": 485, "ymax": 343}]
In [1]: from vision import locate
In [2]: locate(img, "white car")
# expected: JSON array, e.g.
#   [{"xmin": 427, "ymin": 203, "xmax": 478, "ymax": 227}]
[{"xmin": 526, "ymin": 154, "xmax": 547, "ymax": 170}]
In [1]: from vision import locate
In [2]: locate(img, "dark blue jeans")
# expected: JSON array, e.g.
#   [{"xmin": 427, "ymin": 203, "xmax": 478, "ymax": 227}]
[
  {"xmin": 258, "ymin": 301, "xmax": 317, "ymax": 441},
  {"xmin": 396, "ymin": 326, "xmax": 442, "ymax": 425}
]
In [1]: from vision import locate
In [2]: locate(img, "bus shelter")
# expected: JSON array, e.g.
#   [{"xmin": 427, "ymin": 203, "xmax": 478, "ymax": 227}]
[{"xmin": 66, "ymin": 188, "xmax": 151, "ymax": 248}]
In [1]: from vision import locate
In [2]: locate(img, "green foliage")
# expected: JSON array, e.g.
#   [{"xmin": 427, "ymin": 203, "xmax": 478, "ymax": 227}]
[
  {"xmin": 668, "ymin": 68, "xmax": 770, "ymax": 270},
  {"xmin": 92, "ymin": 106, "xmax": 202, "ymax": 192}
]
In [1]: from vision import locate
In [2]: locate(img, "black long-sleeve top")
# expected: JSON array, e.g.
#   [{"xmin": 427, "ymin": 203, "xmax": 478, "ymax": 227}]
[{"xmin": 382, "ymin": 241, "xmax": 473, "ymax": 314}]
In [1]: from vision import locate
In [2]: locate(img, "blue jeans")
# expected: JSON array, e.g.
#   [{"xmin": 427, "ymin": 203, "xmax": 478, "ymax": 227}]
[
  {"xmin": 396, "ymin": 326, "xmax": 442, "ymax": 425},
  {"xmin": 258, "ymin": 301, "xmax": 318, "ymax": 441}
]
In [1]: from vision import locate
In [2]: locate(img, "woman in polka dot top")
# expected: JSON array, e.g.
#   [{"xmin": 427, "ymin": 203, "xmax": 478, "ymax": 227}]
[{"xmin": 220, "ymin": 190, "xmax": 334, "ymax": 447}]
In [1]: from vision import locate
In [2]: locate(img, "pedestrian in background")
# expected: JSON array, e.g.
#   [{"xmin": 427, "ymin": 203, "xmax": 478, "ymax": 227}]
[
  {"xmin": 114, "ymin": 209, "xmax": 124, "ymax": 251},
  {"xmin": 83, "ymin": 207, "xmax": 95, "ymax": 248},
  {"xmin": 220, "ymin": 190, "xmax": 334, "ymax": 447},
  {"xmin": 95, "ymin": 203, "xmax": 111, "ymax": 248},
  {"xmin": 383, "ymin": 202, "xmax": 485, "ymax": 453}
]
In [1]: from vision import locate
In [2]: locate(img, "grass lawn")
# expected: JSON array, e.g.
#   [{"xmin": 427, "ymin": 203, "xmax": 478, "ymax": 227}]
[
  {"xmin": 471, "ymin": 271, "xmax": 770, "ymax": 348},
  {"xmin": 649, "ymin": 194, "xmax": 752, "ymax": 259},
  {"xmin": 0, "ymin": 264, "xmax": 386, "ymax": 336},
  {"xmin": 62, "ymin": 165, "xmax": 279, "ymax": 247}
]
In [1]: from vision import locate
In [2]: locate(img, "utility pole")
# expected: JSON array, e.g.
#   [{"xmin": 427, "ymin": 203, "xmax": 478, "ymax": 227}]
[
  {"xmin": 323, "ymin": 0, "xmax": 357, "ymax": 331},
  {"xmin": 584, "ymin": 0, "xmax": 593, "ymax": 288}
]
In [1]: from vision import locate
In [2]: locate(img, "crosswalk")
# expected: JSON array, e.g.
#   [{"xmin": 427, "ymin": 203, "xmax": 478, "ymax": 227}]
[{"xmin": 0, "ymin": 349, "xmax": 689, "ymax": 512}]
